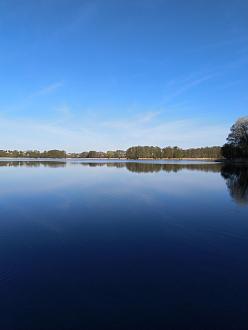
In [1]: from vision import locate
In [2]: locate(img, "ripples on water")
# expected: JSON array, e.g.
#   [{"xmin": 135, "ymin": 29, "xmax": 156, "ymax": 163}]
[{"xmin": 0, "ymin": 160, "xmax": 247, "ymax": 330}]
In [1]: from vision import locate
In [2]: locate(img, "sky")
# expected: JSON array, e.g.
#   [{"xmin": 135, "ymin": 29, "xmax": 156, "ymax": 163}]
[{"xmin": 0, "ymin": 0, "xmax": 247, "ymax": 151}]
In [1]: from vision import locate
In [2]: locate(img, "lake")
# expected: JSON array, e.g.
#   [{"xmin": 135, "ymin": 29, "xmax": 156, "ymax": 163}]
[{"xmin": 0, "ymin": 160, "xmax": 247, "ymax": 330}]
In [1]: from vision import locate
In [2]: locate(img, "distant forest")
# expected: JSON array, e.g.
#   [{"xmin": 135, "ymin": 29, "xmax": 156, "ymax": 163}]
[
  {"xmin": 0, "ymin": 146, "xmax": 222, "ymax": 159},
  {"xmin": 125, "ymin": 146, "xmax": 221, "ymax": 159}
]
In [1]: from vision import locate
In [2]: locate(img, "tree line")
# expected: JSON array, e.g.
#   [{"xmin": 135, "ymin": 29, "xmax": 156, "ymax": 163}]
[
  {"xmin": 0, "ymin": 147, "xmax": 222, "ymax": 159},
  {"xmin": 67, "ymin": 150, "xmax": 126, "ymax": 159},
  {"xmin": 126, "ymin": 146, "xmax": 221, "ymax": 159},
  {"xmin": 0, "ymin": 149, "xmax": 67, "ymax": 158}
]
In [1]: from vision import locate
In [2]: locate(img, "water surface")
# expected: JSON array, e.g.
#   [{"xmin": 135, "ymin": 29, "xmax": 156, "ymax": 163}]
[{"xmin": 0, "ymin": 160, "xmax": 247, "ymax": 329}]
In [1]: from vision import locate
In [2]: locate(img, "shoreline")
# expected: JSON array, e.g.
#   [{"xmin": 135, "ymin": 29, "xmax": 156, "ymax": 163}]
[
  {"xmin": 0, "ymin": 157, "xmax": 220, "ymax": 162},
  {"xmin": 0, "ymin": 157, "xmax": 247, "ymax": 164}
]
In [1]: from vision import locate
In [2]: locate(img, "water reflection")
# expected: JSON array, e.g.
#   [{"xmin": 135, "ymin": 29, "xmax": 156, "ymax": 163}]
[
  {"xmin": 80, "ymin": 161, "xmax": 223, "ymax": 173},
  {"xmin": 0, "ymin": 160, "xmax": 222, "ymax": 172},
  {"xmin": 221, "ymin": 165, "xmax": 248, "ymax": 205},
  {"xmin": 0, "ymin": 160, "xmax": 248, "ymax": 205},
  {"xmin": 125, "ymin": 162, "xmax": 222, "ymax": 173},
  {"xmin": 0, "ymin": 160, "xmax": 66, "ymax": 167}
]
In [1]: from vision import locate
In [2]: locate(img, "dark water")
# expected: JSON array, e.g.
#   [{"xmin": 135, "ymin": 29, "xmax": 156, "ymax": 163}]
[{"xmin": 0, "ymin": 160, "xmax": 247, "ymax": 330}]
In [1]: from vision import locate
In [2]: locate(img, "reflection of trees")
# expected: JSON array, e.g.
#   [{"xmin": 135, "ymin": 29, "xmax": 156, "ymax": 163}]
[
  {"xmin": 1, "ymin": 160, "xmax": 222, "ymax": 172},
  {"xmin": 0, "ymin": 161, "xmax": 66, "ymax": 168},
  {"xmin": 79, "ymin": 161, "xmax": 222, "ymax": 173},
  {"xmin": 126, "ymin": 163, "xmax": 162, "ymax": 173},
  {"xmin": 125, "ymin": 163, "xmax": 222, "ymax": 173},
  {"xmin": 221, "ymin": 165, "xmax": 248, "ymax": 205}
]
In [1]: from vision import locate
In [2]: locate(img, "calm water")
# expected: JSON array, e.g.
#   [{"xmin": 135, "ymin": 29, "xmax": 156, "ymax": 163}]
[{"xmin": 0, "ymin": 160, "xmax": 247, "ymax": 330}]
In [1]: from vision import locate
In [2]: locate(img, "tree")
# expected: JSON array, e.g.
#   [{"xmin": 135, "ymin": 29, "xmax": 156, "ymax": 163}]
[
  {"xmin": 227, "ymin": 117, "xmax": 248, "ymax": 146},
  {"xmin": 222, "ymin": 117, "xmax": 248, "ymax": 159}
]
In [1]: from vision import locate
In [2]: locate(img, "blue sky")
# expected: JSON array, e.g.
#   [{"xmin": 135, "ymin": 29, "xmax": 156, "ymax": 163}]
[{"xmin": 0, "ymin": 0, "xmax": 247, "ymax": 151}]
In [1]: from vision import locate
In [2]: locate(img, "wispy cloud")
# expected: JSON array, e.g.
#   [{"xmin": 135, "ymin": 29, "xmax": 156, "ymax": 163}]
[
  {"xmin": 101, "ymin": 111, "xmax": 161, "ymax": 130},
  {"xmin": 31, "ymin": 81, "xmax": 64, "ymax": 97},
  {"xmin": 162, "ymin": 72, "xmax": 218, "ymax": 103},
  {"xmin": 54, "ymin": 104, "xmax": 73, "ymax": 122},
  {"xmin": 140, "ymin": 111, "xmax": 161, "ymax": 123}
]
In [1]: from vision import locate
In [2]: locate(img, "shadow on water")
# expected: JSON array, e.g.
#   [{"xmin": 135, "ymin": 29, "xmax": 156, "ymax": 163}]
[{"xmin": 0, "ymin": 159, "xmax": 248, "ymax": 205}]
